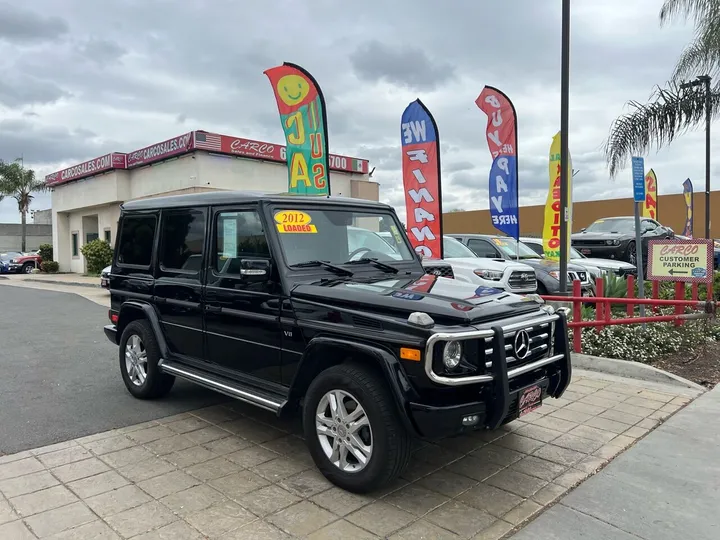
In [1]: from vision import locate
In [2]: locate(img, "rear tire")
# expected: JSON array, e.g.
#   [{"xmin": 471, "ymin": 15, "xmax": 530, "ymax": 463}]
[
  {"xmin": 119, "ymin": 320, "xmax": 174, "ymax": 399},
  {"xmin": 303, "ymin": 363, "xmax": 411, "ymax": 493}
]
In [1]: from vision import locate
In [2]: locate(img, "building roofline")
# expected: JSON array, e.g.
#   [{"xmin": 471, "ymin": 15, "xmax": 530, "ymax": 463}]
[{"xmin": 45, "ymin": 130, "xmax": 371, "ymax": 188}]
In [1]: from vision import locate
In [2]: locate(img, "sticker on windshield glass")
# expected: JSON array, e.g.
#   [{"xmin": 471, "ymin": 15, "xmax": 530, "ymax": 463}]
[
  {"xmin": 492, "ymin": 238, "xmax": 508, "ymax": 246},
  {"xmin": 389, "ymin": 224, "xmax": 403, "ymax": 245},
  {"xmin": 274, "ymin": 210, "xmax": 317, "ymax": 233}
]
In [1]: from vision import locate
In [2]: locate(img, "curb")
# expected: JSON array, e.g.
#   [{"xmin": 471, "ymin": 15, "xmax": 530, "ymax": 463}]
[
  {"xmin": 23, "ymin": 279, "xmax": 100, "ymax": 289},
  {"xmin": 572, "ymin": 353, "xmax": 706, "ymax": 391}
]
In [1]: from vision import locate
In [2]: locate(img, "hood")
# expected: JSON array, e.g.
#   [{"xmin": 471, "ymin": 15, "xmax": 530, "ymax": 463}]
[
  {"xmin": 444, "ymin": 257, "xmax": 534, "ymax": 272},
  {"xmin": 517, "ymin": 258, "xmax": 586, "ymax": 274},
  {"xmin": 290, "ymin": 274, "xmax": 544, "ymax": 326},
  {"xmin": 575, "ymin": 258, "xmax": 635, "ymax": 270}
]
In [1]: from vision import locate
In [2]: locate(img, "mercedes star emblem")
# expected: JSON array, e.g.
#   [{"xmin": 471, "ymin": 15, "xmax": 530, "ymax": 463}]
[{"xmin": 514, "ymin": 330, "xmax": 531, "ymax": 360}]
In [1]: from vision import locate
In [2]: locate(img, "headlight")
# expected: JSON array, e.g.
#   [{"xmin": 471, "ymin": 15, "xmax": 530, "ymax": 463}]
[
  {"xmin": 614, "ymin": 239, "xmax": 620, "ymax": 246},
  {"xmin": 9, "ymin": 259, "xmax": 16, "ymax": 264},
  {"xmin": 442, "ymin": 341, "xmax": 462, "ymax": 370},
  {"xmin": 548, "ymin": 270, "xmax": 560, "ymax": 280},
  {"xmin": 474, "ymin": 269, "xmax": 503, "ymax": 281}
]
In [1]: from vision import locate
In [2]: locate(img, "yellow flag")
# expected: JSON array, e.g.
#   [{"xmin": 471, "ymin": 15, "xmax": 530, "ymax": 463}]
[
  {"xmin": 642, "ymin": 169, "xmax": 658, "ymax": 219},
  {"xmin": 542, "ymin": 132, "xmax": 572, "ymax": 261}
]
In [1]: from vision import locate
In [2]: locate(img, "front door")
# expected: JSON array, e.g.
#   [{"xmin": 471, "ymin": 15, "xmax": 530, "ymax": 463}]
[{"xmin": 203, "ymin": 206, "xmax": 283, "ymax": 385}]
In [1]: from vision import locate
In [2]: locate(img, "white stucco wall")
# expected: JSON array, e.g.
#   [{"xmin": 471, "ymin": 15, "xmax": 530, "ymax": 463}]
[{"xmin": 50, "ymin": 152, "xmax": 374, "ymax": 272}]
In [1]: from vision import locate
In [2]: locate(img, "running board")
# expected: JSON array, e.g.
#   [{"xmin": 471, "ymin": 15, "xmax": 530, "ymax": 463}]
[{"xmin": 159, "ymin": 360, "xmax": 286, "ymax": 414}]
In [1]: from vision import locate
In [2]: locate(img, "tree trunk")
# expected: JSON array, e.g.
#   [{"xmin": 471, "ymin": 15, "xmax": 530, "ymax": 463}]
[{"xmin": 21, "ymin": 210, "xmax": 26, "ymax": 253}]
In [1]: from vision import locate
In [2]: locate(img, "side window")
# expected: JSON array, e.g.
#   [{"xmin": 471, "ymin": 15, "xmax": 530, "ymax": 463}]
[
  {"xmin": 215, "ymin": 210, "xmax": 270, "ymax": 276},
  {"xmin": 117, "ymin": 215, "xmax": 157, "ymax": 267},
  {"xmin": 524, "ymin": 242, "xmax": 544, "ymax": 256},
  {"xmin": 159, "ymin": 209, "xmax": 205, "ymax": 273},
  {"xmin": 468, "ymin": 239, "xmax": 499, "ymax": 258}
]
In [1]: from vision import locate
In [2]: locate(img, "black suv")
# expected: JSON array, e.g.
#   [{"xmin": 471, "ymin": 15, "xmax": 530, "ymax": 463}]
[{"xmin": 103, "ymin": 191, "xmax": 571, "ymax": 493}]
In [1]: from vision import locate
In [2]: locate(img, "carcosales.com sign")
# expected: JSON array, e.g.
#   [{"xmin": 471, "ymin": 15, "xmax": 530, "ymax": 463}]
[{"xmin": 45, "ymin": 153, "xmax": 127, "ymax": 186}]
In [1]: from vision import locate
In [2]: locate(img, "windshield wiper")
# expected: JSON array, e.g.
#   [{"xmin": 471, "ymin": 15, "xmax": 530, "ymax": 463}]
[
  {"xmin": 290, "ymin": 260, "xmax": 353, "ymax": 276},
  {"xmin": 344, "ymin": 257, "xmax": 399, "ymax": 273}
]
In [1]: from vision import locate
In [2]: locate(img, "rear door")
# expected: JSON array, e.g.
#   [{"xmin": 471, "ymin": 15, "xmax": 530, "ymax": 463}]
[{"xmin": 153, "ymin": 207, "xmax": 207, "ymax": 360}]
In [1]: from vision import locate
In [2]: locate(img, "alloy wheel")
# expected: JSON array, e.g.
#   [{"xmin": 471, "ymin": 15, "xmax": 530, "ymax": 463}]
[
  {"xmin": 315, "ymin": 389, "xmax": 373, "ymax": 473},
  {"xmin": 125, "ymin": 334, "xmax": 148, "ymax": 386}
]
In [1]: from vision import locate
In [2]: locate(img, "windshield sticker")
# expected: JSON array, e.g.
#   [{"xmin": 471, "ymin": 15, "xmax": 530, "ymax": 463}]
[
  {"xmin": 492, "ymin": 238, "xmax": 509, "ymax": 246},
  {"xmin": 274, "ymin": 210, "xmax": 318, "ymax": 233},
  {"xmin": 389, "ymin": 224, "xmax": 404, "ymax": 245},
  {"xmin": 594, "ymin": 219, "xmax": 605, "ymax": 224}
]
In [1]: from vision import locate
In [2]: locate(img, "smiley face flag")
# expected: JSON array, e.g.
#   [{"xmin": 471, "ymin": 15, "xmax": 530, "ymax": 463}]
[{"xmin": 264, "ymin": 63, "xmax": 330, "ymax": 196}]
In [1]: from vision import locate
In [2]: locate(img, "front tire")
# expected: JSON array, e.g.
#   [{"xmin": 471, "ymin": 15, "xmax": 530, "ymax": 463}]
[
  {"xmin": 303, "ymin": 363, "xmax": 411, "ymax": 493},
  {"xmin": 119, "ymin": 320, "xmax": 175, "ymax": 399},
  {"xmin": 626, "ymin": 241, "xmax": 637, "ymax": 265},
  {"xmin": 22, "ymin": 263, "xmax": 34, "ymax": 274}
]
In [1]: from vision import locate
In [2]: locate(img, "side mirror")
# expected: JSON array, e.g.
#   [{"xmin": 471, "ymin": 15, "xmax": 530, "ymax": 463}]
[
  {"xmin": 580, "ymin": 228, "xmax": 586, "ymax": 232},
  {"xmin": 239, "ymin": 259, "xmax": 270, "ymax": 278}
]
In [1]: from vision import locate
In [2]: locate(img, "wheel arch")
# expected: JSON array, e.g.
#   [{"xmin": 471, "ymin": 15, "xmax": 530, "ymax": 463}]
[
  {"xmin": 288, "ymin": 337, "xmax": 419, "ymax": 434},
  {"xmin": 117, "ymin": 301, "xmax": 170, "ymax": 358}
]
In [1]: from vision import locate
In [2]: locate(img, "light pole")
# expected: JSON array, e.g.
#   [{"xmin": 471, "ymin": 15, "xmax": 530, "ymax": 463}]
[
  {"xmin": 558, "ymin": 0, "xmax": 571, "ymax": 294},
  {"xmin": 680, "ymin": 75, "xmax": 711, "ymax": 239}
]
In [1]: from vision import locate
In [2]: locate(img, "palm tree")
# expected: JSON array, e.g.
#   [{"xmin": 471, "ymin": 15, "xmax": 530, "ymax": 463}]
[
  {"xmin": 0, "ymin": 159, "xmax": 46, "ymax": 252},
  {"xmin": 604, "ymin": 0, "xmax": 720, "ymax": 176}
]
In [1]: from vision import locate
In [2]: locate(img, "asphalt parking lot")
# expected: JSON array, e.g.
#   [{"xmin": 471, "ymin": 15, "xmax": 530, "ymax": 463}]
[{"xmin": 0, "ymin": 286, "xmax": 224, "ymax": 454}]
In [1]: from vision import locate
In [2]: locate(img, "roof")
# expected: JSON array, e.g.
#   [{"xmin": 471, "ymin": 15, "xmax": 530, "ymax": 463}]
[{"xmin": 121, "ymin": 190, "xmax": 391, "ymax": 211}]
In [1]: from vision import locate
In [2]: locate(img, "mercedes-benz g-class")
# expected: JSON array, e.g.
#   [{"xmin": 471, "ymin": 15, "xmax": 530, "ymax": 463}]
[{"xmin": 103, "ymin": 191, "xmax": 571, "ymax": 492}]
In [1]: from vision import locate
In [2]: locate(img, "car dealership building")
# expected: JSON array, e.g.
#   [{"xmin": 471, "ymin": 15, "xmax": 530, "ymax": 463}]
[{"xmin": 47, "ymin": 130, "xmax": 374, "ymax": 273}]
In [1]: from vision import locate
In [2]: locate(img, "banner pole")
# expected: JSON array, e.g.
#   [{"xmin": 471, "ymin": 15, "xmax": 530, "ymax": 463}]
[{"xmin": 558, "ymin": 0, "xmax": 570, "ymax": 296}]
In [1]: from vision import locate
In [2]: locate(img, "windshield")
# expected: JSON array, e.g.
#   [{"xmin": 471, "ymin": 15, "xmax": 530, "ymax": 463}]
[
  {"xmin": 443, "ymin": 236, "xmax": 478, "ymax": 258},
  {"xmin": 0, "ymin": 252, "xmax": 21, "ymax": 261},
  {"xmin": 488, "ymin": 237, "xmax": 540, "ymax": 259},
  {"xmin": 273, "ymin": 207, "xmax": 415, "ymax": 266},
  {"xmin": 585, "ymin": 218, "xmax": 634, "ymax": 233},
  {"xmin": 570, "ymin": 247, "xmax": 584, "ymax": 258}
]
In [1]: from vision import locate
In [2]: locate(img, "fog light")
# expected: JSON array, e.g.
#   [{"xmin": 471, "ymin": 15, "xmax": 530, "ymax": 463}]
[{"xmin": 462, "ymin": 415, "xmax": 480, "ymax": 426}]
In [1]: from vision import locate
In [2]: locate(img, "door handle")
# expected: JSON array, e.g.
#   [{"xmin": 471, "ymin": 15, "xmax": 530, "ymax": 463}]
[{"xmin": 204, "ymin": 305, "xmax": 222, "ymax": 313}]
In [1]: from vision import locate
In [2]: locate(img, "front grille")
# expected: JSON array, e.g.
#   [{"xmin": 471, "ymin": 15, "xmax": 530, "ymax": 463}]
[
  {"xmin": 574, "ymin": 239, "xmax": 608, "ymax": 246},
  {"xmin": 423, "ymin": 264, "xmax": 454, "ymax": 278},
  {"xmin": 484, "ymin": 320, "xmax": 554, "ymax": 370},
  {"xmin": 508, "ymin": 270, "xmax": 536, "ymax": 290}
]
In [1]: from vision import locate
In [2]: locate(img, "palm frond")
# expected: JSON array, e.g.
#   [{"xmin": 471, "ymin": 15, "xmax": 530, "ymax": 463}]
[
  {"xmin": 670, "ymin": 5, "xmax": 720, "ymax": 80},
  {"xmin": 603, "ymin": 82, "xmax": 720, "ymax": 177},
  {"xmin": 660, "ymin": 0, "xmax": 720, "ymax": 26}
]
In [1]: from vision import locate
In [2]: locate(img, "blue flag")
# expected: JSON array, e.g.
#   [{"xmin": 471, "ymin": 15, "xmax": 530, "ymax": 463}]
[{"xmin": 489, "ymin": 155, "xmax": 519, "ymax": 239}]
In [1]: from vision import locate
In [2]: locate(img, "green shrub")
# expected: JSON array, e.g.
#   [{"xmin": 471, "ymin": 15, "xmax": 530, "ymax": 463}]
[
  {"xmin": 40, "ymin": 261, "xmax": 59, "ymax": 273},
  {"xmin": 38, "ymin": 243, "xmax": 53, "ymax": 263},
  {"xmin": 80, "ymin": 239, "xmax": 113, "ymax": 275}
]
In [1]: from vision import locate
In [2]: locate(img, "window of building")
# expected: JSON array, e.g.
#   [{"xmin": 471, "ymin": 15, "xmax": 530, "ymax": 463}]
[
  {"xmin": 104, "ymin": 229, "xmax": 112, "ymax": 244},
  {"xmin": 71, "ymin": 232, "xmax": 79, "ymax": 257},
  {"xmin": 117, "ymin": 215, "xmax": 157, "ymax": 267},
  {"xmin": 159, "ymin": 209, "xmax": 206, "ymax": 272},
  {"xmin": 215, "ymin": 211, "xmax": 270, "ymax": 275}
]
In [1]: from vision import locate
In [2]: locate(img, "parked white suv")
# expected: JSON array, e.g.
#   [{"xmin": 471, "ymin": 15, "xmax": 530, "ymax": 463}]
[{"xmin": 440, "ymin": 236, "xmax": 537, "ymax": 293}]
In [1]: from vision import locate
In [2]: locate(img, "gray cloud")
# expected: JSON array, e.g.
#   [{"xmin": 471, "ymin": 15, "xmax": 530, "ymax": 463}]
[
  {"xmin": 350, "ymin": 40, "xmax": 456, "ymax": 91},
  {"xmin": 0, "ymin": 74, "xmax": 69, "ymax": 107},
  {"xmin": 0, "ymin": 3, "xmax": 69, "ymax": 44}
]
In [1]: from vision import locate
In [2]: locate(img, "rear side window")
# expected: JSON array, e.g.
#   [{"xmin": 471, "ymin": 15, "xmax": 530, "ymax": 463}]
[
  {"xmin": 117, "ymin": 215, "xmax": 157, "ymax": 267},
  {"xmin": 523, "ymin": 242, "xmax": 544, "ymax": 256},
  {"xmin": 159, "ymin": 209, "xmax": 206, "ymax": 272},
  {"xmin": 468, "ymin": 239, "xmax": 500, "ymax": 258}
]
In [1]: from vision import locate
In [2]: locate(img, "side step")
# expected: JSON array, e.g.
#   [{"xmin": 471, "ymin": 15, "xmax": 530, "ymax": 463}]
[{"xmin": 159, "ymin": 359, "xmax": 286, "ymax": 414}]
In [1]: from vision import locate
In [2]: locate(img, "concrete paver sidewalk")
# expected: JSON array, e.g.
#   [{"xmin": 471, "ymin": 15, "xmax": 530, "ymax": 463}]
[
  {"xmin": 0, "ymin": 371, "xmax": 698, "ymax": 539},
  {"xmin": 510, "ymin": 383, "xmax": 720, "ymax": 540}
]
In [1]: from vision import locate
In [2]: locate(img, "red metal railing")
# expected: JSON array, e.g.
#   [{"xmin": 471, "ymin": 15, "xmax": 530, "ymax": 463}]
[{"xmin": 542, "ymin": 277, "xmax": 716, "ymax": 353}]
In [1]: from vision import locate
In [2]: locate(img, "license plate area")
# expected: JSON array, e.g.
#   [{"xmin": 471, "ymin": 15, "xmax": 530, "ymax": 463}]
[
  {"xmin": 580, "ymin": 249, "xmax": 591, "ymax": 255},
  {"xmin": 518, "ymin": 383, "xmax": 543, "ymax": 417}
]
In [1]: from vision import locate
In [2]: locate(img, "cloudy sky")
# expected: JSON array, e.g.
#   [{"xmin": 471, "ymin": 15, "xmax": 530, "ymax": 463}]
[{"xmin": 0, "ymin": 0, "xmax": 705, "ymax": 224}]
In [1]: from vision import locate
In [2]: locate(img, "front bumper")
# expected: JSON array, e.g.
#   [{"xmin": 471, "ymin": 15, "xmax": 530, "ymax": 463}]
[
  {"xmin": 7, "ymin": 263, "xmax": 23, "ymax": 273},
  {"xmin": 573, "ymin": 244, "xmax": 626, "ymax": 260},
  {"xmin": 408, "ymin": 314, "xmax": 572, "ymax": 438}
]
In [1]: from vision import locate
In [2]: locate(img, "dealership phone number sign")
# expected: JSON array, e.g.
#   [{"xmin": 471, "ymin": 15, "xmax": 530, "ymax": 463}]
[{"xmin": 647, "ymin": 239, "xmax": 713, "ymax": 284}]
